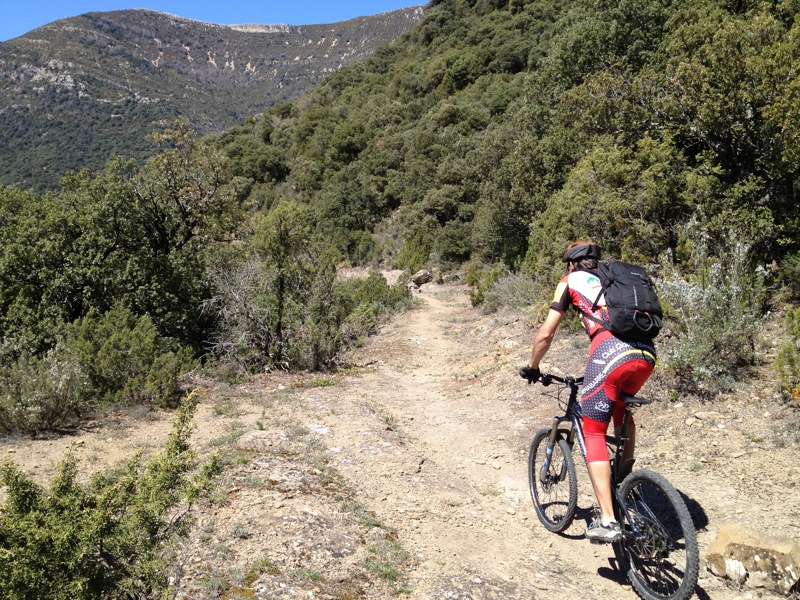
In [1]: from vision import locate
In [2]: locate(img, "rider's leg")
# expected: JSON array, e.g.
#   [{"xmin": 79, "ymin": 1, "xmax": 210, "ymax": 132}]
[
  {"xmin": 583, "ymin": 416, "xmax": 615, "ymax": 524},
  {"xmin": 607, "ymin": 359, "xmax": 653, "ymax": 467},
  {"xmin": 587, "ymin": 459, "xmax": 615, "ymax": 523},
  {"xmin": 581, "ymin": 338, "xmax": 655, "ymax": 534}
]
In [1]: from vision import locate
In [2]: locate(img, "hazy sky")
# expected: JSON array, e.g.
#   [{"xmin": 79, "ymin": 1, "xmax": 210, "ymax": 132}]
[{"xmin": 0, "ymin": 1, "xmax": 425, "ymax": 42}]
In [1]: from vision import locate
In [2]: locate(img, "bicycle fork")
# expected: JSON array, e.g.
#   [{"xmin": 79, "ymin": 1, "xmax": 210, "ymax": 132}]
[{"xmin": 539, "ymin": 416, "xmax": 572, "ymax": 484}]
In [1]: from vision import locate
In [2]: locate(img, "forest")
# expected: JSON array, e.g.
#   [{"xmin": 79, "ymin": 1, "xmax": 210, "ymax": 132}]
[{"xmin": 1, "ymin": 0, "xmax": 800, "ymax": 435}]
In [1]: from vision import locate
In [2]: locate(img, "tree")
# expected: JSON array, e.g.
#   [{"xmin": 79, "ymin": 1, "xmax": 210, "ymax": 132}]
[
  {"xmin": 59, "ymin": 120, "xmax": 242, "ymax": 347},
  {"xmin": 206, "ymin": 201, "xmax": 345, "ymax": 371}
]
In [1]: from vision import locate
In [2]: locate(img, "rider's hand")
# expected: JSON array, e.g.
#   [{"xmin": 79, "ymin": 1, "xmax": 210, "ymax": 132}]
[{"xmin": 519, "ymin": 366, "xmax": 541, "ymax": 382}]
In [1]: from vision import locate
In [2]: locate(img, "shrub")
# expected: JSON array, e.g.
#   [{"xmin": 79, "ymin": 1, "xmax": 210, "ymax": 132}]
[
  {"xmin": 396, "ymin": 229, "xmax": 432, "ymax": 273},
  {"xmin": 465, "ymin": 262, "xmax": 510, "ymax": 307},
  {"xmin": 779, "ymin": 251, "xmax": 800, "ymax": 301},
  {"xmin": 0, "ymin": 393, "xmax": 221, "ymax": 599},
  {"xmin": 0, "ymin": 304, "xmax": 195, "ymax": 434},
  {"xmin": 204, "ymin": 251, "xmax": 345, "ymax": 372},
  {"xmin": 0, "ymin": 348, "xmax": 90, "ymax": 435},
  {"xmin": 656, "ymin": 227, "xmax": 765, "ymax": 394},
  {"xmin": 774, "ymin": 307, "xmax": 800, "ymax": 405},
  {"xmin": 65, "ymin": 304, "xmax": 195, "ymax": 407},
  {"xmin": 480, "ymin": 271, "xmax": 540, "ymax": 314},
  {"xmin": 338, "ymin": 272, "xmax": 412, "ymax": 316},
  {"xmin": 144, "ymin": 349, "xmax": 197, "ymax": 408},
  {"xmin": 205, "ymin": 241, "xmax": 411, "ymax": 372},
  {"xmin": 337, "ymin": 272, "xmax": 412, "ymax": 344},
  {"xmin": 204, "ymin": 259, "xmax": 278, "ymax": 373}
]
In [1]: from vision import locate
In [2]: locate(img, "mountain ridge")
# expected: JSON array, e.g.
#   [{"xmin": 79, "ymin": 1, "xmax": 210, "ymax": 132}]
[{"xmin": 0, "ymin": 6, "xmax": 424, "ymax": 190}]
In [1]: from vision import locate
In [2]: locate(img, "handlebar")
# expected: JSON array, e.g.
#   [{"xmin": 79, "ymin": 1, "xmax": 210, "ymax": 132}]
[
  {"xmin": 520, "ymin": 368, "xmax": 584, "ymax": 387},
  {"xmin": 540, "ymin": 373, "xmax": 584, "ymax": 387}
]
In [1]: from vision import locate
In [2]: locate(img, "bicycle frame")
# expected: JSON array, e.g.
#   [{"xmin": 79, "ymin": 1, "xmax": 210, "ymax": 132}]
[
  {"xmin": 537, "ymin": 374, "xmax": 648, "ymax": 540},
  {"xmin": 528, "ymin": 372, "xmax": 699, "ymax": 599}
]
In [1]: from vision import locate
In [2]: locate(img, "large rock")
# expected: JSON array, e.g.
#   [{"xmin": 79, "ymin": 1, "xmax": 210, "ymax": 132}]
[
  {"xmin": 706, "ymin": 523, "xmax": 800, "ymax": 594},
  {"xmin": 411, "ymin": 269, "xmax": 434, "ymax": 286}
]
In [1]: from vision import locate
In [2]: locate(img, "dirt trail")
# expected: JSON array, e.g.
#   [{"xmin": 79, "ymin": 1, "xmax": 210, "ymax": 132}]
[
  {"xmin": 315, "ymin": 284, "xmax": 596, "ymax": 598},
  {"xmin": 2, "ymin": 282, "xmax": 798, "ymax": 599},
  {"xmin": 313, "ymin": 283, "xmax": 798, "ymax": 599}
]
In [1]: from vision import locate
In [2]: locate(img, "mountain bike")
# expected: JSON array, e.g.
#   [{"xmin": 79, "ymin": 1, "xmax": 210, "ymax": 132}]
[{"xmin": 523, "ymin": 371, "xmax": 699, "ymax": 600}]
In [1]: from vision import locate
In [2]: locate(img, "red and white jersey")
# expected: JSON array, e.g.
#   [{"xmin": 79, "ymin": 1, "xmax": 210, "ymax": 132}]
[{"xmin": 550, "ymin": 270, "xmax": 607, "ymax": 338}]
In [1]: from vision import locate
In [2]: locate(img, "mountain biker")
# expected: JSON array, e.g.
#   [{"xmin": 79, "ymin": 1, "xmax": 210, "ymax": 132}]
[{"xmin": 521, "ymin": 241, "xmax": 657, "ymax": 542}]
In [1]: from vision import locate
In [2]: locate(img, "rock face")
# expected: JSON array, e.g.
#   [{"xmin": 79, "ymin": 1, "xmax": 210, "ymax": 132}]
[
  {"xmin": 0, "ymin": 7, "xmax": 424, "ymax": 190},
  {"xmin": 706, "ymin": 523, "xmax": 800, "ymax": 594}
]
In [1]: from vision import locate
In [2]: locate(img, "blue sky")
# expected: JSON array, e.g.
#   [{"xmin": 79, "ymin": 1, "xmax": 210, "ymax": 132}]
[{"xmin": 0, "ymin": 1, "xmax": 424, "ymax": 42}]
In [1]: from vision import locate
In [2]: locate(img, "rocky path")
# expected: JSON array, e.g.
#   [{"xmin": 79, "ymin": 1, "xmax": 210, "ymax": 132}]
[
  {"xmin": 3, "ymin": 281, "xmax": 798, "ymax": 599},
  {"xmin": 302, "ymin": 284, "xmax": 666, "ymax": 599},
  {"xmin": 305, "ymin": 283, "xmax": 797, "ymax": 599}
]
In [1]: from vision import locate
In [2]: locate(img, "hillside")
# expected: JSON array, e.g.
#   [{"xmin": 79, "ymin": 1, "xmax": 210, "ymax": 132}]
[
  {"xmin": 0, "ymin": 7, "xmax": 423, "ymax": 190},
  {"xmin": 3, "ymin": 280, "xmax": 797, "ymax": 599},
  {"xmin": 1, "ymin": 0, "xmax": 800, "ymax": 594}
]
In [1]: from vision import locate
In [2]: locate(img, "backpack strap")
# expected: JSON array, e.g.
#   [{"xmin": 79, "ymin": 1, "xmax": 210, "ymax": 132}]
[
  {"xmin": 591, "ymin": 280, "xmax": 610, "ymax": 312},
  {"xmin": 588, "ymin": 263, "xmax": 612, "ymax": 311}
]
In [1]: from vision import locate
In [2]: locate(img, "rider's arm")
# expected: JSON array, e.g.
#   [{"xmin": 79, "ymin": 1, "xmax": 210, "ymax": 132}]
[
  {"xmin": 528, "ymin": 306, "xmax": 565, "ymax": 369},
  {"xmin": 528, "ymin": 278, "xmax": 569, "ymax": 370}
]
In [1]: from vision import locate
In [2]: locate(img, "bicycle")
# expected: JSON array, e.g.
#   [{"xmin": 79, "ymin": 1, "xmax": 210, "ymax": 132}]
[{"xmin": 522, "ymin": 370, "xmax": 699, "ymax": 600}]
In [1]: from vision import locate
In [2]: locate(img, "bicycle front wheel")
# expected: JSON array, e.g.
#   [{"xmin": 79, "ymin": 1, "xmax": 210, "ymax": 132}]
[
  {"xmin": 528, "ymin": 428, "xmax": 577, "ymax": 532},
  {"xmin": 618, "ymin": 469, "xmax": 699, "ymax": 600}
]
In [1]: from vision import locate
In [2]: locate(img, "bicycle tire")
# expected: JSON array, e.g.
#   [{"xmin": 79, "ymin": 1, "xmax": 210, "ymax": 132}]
[
  {"xmin": 617, "ymin": 469, "xmax": 699, "ymax": 600},
  {"xmin": 528, "ymin": 428, "xmax": 578, "ymax": 532}
]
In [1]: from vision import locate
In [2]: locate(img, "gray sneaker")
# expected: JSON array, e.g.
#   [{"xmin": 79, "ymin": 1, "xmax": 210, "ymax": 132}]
[{"xmin": 585, "ymin": 519, "xmax": 622, "ymax": 542}]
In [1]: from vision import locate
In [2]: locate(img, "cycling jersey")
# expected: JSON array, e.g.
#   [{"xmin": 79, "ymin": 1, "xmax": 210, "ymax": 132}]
[{"xmin": 550, "ymin": 270, "xmax": 607, "ymax": 338}]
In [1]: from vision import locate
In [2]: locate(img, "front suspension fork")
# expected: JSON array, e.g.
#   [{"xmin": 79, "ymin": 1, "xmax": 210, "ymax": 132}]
[{"xmin": 539, "ymin": 417, "xmax": 570, "ymax": 483}]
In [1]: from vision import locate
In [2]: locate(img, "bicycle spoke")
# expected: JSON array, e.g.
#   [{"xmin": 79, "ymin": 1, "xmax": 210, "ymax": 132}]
[
  {"xmin": 619, "ymin": 471, "xmax": 698, "ymax": 600},
  {"xmin": 528, "ymin": 429, "xmax": 577, "ymax": 532}
]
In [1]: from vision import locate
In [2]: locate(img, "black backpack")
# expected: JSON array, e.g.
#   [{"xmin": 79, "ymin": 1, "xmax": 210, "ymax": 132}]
[{"xmin": 581, "ymin": 261, "xmax": 663, "ymax": 342}]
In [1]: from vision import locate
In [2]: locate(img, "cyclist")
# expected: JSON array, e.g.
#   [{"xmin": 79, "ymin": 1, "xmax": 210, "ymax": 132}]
[{"xmin": 521, "ymin": 241, "xmax": 656, "ymax": 542}]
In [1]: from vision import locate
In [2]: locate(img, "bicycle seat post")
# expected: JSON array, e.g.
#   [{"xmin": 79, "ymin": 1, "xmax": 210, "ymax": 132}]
[{"xmin": 619, "ymin": 408, "xmax": 632, "ymax": 440}]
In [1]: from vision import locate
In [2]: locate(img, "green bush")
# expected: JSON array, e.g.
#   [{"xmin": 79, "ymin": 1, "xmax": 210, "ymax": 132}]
[
  {"xmin": 205, "ymin": 201, "xmax": 350, "ymax": 371},
  {"xmin": 337, "ymin": 272, "xmax": 412, "ymax": 344},
  {"xmin": 0, "ymin": 349, "xmax": 90, "ymax": 435},
  {"xmin": 65, "ymin": 303, "xmax": 196, "ymax": 408},
  {"xmin": 465, "ymin": 262, "xmax": 510, "ymax": 307},
  {"xmin": 775, "ymin": 342, "xmax": 800, "ymax": 405},
  {"xmin": 207, "ymin": 198, "xmax": 413, "ymax": 373},
  {"xmin": 396, "ymin": 229, "xmax": 433, "ymax": 273},
  {"xmin": 339, "ymin": 272, "xmax": 411, "ymax": 315},
  {"xmin": 145, "ymin": 349, "xmax": 197, "ymax": 409},
  {"xmin": 774, "ymin": 307, "xmax": 800, "ymax": 405},
  {"xmin": 0, "ymin": 393, "xmax": 221, "ymax": 600},
  {"xmin": 346, "ymin": 303, "xmax": 380, "ymax": 334},
  {"xmin": 480, "ymin": 271, "xmax": 540, "ymax": 314},
  {"xmin": 657, "ymin": 228, "xmax": 765, "ymax": 394},
  {"xmin": 0, "ymin": 304, "xmax": 195, "ymax": 435},
  {"xmin": 779, "ymin": 251, "xmax": 800, "ymax": 302}
]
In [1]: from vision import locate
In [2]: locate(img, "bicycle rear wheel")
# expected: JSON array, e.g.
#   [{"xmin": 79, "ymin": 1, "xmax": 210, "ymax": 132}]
[
  {"xmin": 528, "ymin": 428, "xmax": 577, "ymax": 532},
  {"xmin": 617, "ymin": 469, "xmax": 699, "ymax": 600}
]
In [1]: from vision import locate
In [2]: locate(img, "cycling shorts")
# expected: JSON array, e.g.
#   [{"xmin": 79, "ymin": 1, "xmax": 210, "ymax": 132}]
[{"xmin": 581, "ymin": 332, "xmax": 656, "ymax": 462}]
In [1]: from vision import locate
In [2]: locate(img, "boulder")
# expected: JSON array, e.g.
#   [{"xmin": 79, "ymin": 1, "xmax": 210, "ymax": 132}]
[
  {"xmin": 411, "ymin": 269, "xmax": 434, "ymax": 286},
  {"xmin": 706, "ymin": 523, "xmax": 800, "ymax": 595}
]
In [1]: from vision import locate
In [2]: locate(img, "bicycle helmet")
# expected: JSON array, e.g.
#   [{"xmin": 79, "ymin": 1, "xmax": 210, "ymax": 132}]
[{"xmin": 562, "ymin": 241, "xmax": 601, "ymax": 263}]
